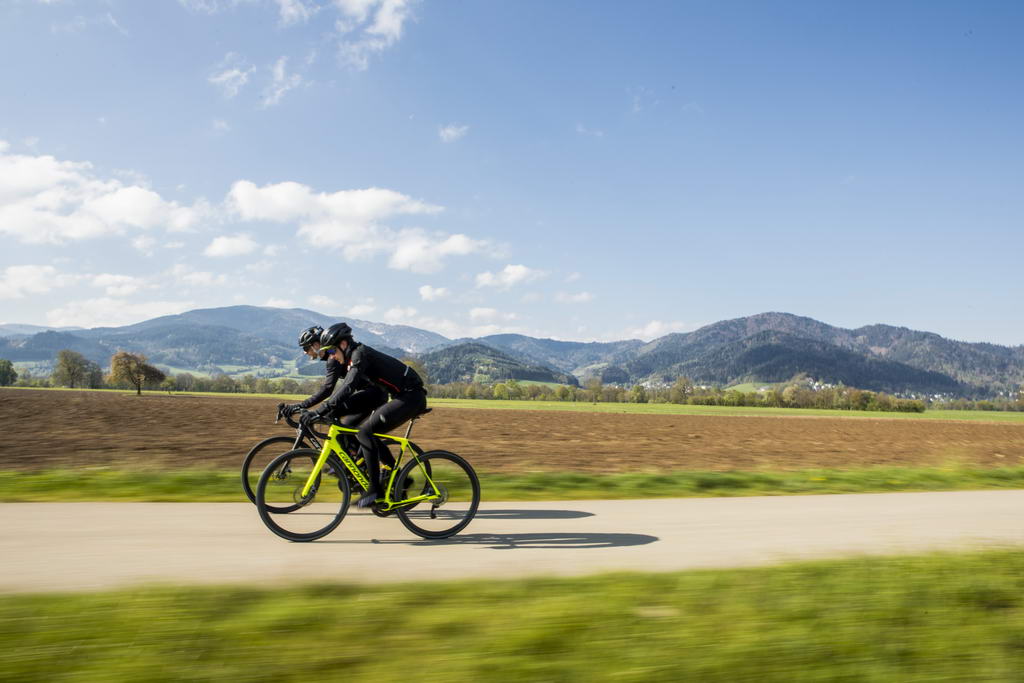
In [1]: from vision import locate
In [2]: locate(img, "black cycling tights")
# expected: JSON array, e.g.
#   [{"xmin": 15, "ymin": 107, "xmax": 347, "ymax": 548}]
[
  {"xmin": 335, "ymin": 387, "xmax": 387, "ymax": 428},
  {"xmin": 355, "ymin": 390, "xmax": 427, "ymax": 493}
]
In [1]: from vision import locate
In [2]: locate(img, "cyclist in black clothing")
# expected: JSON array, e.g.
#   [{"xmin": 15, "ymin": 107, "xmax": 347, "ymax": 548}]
[
  {"xmin": 302, "ymin": 322, "xmax": 427, "ymax": 508},
  {"xmin": 279, "ymin": 325, "xmax": 386, "ymax": 428}
]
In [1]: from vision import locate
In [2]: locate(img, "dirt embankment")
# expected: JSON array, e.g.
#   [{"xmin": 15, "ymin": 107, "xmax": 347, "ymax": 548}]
[{"xmin": 1, "ymin": 388, "xmax": 1022, "ymax": 473}]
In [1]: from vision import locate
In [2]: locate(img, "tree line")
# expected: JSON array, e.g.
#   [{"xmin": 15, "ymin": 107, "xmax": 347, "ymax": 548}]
[
  {"xmin": 424, "ymin": 377, "xmax": 932, "ymax": 412},
  {"xmin": 2, "ymin": 349, "xmax": 327, "ymax": 396},
  {"xmin": 4, "ymin": 350, "xmax": 170, "ymax": 395},
  {"xmin": 4, "ymin": 350, "xmax": 1022, "ymax": 413}
]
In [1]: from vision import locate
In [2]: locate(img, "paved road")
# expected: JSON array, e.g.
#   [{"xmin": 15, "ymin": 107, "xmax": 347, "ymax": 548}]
[{"xmin": 2, "ymin": 490, "xmax": 1023, "ymax": 593}]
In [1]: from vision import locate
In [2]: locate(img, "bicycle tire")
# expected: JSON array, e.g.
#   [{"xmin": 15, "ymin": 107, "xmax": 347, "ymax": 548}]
[
  {"xmin": 394, "ymin": 450, "xmax": 479, "ymax": 539},
  {"xmin": 241, "ymin": 435, "xmax": 303, "ymax": 507},
  {"xmin": 256, "ymin": 448, "xmax": 351, "ymax": 542}
]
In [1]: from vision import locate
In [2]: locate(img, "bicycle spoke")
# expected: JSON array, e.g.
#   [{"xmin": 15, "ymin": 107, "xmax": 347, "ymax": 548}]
[
  {"xmin": 256, "ymin": 449, "xmax": 351, "ymax": 541},
  {"xmin": 396, "ymin": 451, "xmax": 479, "ymax": 539}
]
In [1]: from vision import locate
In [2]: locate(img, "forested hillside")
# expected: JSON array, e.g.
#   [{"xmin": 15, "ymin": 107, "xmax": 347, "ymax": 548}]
[{"xmin": 418, "ymin": 343, "xmax": 578, "ymax": 385}]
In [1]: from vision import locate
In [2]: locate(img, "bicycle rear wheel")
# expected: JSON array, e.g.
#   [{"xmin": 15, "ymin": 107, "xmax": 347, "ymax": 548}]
[
  {"xmin": 394, "ymin": 450, "xmax": 479, "ymax": 539},
  {"xmin": 256, "ymin": 448, "xmax": 351, "ymax": 542},
  {"xmin": 241, "ymin": 435, "xmax": 300, "ymax": 507}
]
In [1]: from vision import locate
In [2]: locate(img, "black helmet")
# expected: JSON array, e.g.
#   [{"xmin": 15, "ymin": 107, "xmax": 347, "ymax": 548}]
[
  {"xmin": 298, "ymin": 325, "xmax": 324, "ymax": 350},
  {"xmin": 320, "ymin": 322, "xmax": 353, "ymax": 351}
]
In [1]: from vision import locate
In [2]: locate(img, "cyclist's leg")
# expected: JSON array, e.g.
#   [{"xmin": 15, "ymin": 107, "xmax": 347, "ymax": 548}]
[
  {"xmin": 354, "ymin": 390, "xmax": 426, "ymax": 506},
  {"xmin": 339, "ymin": 387, "xmax": 392, "ymax": 465}
]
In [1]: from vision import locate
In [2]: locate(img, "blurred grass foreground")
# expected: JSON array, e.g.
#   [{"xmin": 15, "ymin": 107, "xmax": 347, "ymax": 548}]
[{"xmin": 3, "ymin": 549, "xmax": 1024, "ymax": 681}]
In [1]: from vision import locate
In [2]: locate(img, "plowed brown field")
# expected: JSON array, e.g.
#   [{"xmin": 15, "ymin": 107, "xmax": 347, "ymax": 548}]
[{"xmin": 2, "ymin": 388, "xmax": 1023, "ymax": 473}]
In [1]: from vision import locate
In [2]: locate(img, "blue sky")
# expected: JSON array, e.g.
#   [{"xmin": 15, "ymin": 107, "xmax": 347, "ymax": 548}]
[{"xmin": 1, "ymin": 0, "xmax": 1021, "ymax": 344}]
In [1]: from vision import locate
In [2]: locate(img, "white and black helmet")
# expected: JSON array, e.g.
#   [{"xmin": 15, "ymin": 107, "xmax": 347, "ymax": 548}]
[{"xmin": 298, "ymin": 325, "xmax": 324, "ymax": 350}]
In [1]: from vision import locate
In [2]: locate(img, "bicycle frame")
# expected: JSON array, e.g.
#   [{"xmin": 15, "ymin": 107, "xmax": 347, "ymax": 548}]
[{"xmin": 300, "ymin": 423, "xmax": 440, "ymax": 512}]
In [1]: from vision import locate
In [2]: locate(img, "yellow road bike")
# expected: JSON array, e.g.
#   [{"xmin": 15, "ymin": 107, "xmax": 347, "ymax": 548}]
[{"xmin": 254, "ymin": 407, "xmax": 480, "ymax": 542}]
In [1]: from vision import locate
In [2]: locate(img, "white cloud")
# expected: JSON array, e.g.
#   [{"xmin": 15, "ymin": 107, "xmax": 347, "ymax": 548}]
[
  {"xmin": 85, "ymin": 186, "xmax": 191, "ymax": 230},
  {"xmin": 565, "ymin": 271, "xmax": 581, "ymax": 282},
  {"xmin": 23, "ymin": 137, "xmax": 40, "ymax": 149},
  {"xmin": 418, "ymin": 285, "xmax": 448, "ymax": 301},
  {"xmin": 555, "ymin": 291, "xmax": 593, "ymax": 304},
  {"xmin": 0, "ymin": 265, "xmax": 75, "ymax": 299},
  {"xmin": 168, "ymin": 264, "xmax": 228, "ymax": 287},
  {"xmin": 378, "ymin": 311, "xmax": 532, "ymax": 340},
  {"xmin": 336, "ymin": 0, "xmax": 415, "ymax": 70},
  {"xmin": 203, "ymin": 233, "xmax": 258, "ymax": 257},
  {"xmin": 212, "ymin": 119, "xmax": 231, "ymax": 133},
  {"xmin": 439, "ymin": 124, "xmax": 468, "ymax": 143},
  {"xmin": 346, "ymin": 304, "xmax": 376, "ymax": 317},
  {"xmin": 0, "ymin": 146, "xmax": 206, "ymax": 245},
  {"xmin": 469, "ymin": 307, "xmax": 517, "ymax": 322},
  {"xmin": 131, "ymin": 235, "xmax": 157, "ymax": 255},
  {"xmin": 244, "ymin": 260, "xmax": 274, "ymax": 273},
  {"xmin": 629, "ymin": 85, "xmax": 658, "ymax": 114},
  {"xmin": 475, "ymin": 264, "xmax": 546, "ymax": 290},
  {"xmin": 261, "ymin": 56, "xmax": 304, "ymax": 107},
  {"xmin": 228, "ymin": 180, "xmax": 479, "ymax": 272},
  {"xmin": 105, "ymin": 12, "xmax": 129, "ymax": 36},
  {"xmin": 389, "ymin": 229, "xmax": 485, "ymax": 273},
  {"xmin": 275, "ymin": 0, "xmax": 316, "ymax": 25},
  {"xmin": 575, "ymin": 123, "xmax": 604, "ymax": 138},
  {"xmin": 383, "ymin": 306, "xmax": 417, "ymax": 322},
  {"xmin": 208, "ymin": 53, "xmax": 254, "ymax": 98},
  {"xmin": 47, "ymin": 10, "xmax": 127, "ymax": 36},
  {"xmin": 181, "ymin": 1, "xmax": 412, "ymax": 71},
  {"xmin": 626, "ymin": 320, "xmax": 695, "ymax": 341},
  {"xmin": 177, "ymin": 0, "xmax": 227, "ymax": 13},
  {"xmin": 310, "ymin": 295, "xmax": 334, "ymax": 309},
  {"xmin": 91, "ymin": 273, "xmax": 145, "ymax": 297},
  {"xmin": 265, "ymin": 297, "xmax": 294, "ymax": 308},
  {"xmin": 46, "ymin": 297, "xmax": 194, "ymax": 329}
]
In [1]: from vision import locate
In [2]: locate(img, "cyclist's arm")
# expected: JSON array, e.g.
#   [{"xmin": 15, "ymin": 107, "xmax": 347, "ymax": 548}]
[
  {"xmin": 298, "ymin": 357, "xmax": 341, "ymax": 409},
  {"xmin": 316, "ymin": 347, "xmax": 365, "ymax": 416}
]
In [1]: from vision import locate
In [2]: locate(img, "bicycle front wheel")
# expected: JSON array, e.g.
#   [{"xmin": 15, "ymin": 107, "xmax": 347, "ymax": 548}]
[
  {"xmin": 395, "ymin": 450, "xmax": 479, "ymax": 539},
  {"xmin": 256, "ymin": 448, "xmax": 351, "ymax": 542}
]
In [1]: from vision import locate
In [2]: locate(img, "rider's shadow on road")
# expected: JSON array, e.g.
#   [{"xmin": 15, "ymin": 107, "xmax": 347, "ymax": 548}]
[
  {"xmin": 410, "ymin": 532, "xmax": 658, "ymax": 549},
  {"xmin": 347, "ymin": 508, "xmax": 595, "ymax": 520},
  {"xmin": 472, "ymin": 509, "xmax": 595, "ymax": 520},
  {"xmin": 324, "ymin": 532, "xmax": 658, "ymax": 549}
]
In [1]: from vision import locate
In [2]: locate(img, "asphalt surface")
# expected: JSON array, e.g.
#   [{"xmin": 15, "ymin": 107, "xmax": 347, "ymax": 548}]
[{"xmin": 2, "ymin": 490, "xmax": 1023, "ymax": 593}]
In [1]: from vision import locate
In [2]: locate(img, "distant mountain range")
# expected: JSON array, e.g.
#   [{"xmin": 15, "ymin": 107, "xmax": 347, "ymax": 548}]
[{"xmin": 2, "ymin": 306, "xmax": 1022, "ymax": 396}]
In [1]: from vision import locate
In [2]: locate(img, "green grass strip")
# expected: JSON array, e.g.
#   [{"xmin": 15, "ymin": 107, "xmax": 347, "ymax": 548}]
[
  {"xmin": 2, "ymin": 466, "xmax": 1024, "ymax": 502},
  {"xmin": 3, "ymin": 550, "xmax": 1024, "ymax": 681}
]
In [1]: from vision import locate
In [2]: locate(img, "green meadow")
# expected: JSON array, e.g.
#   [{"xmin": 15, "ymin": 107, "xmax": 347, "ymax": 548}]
[{"xmin": 4, "ymin": 465, "xmax": 1024, "ymax": 502}]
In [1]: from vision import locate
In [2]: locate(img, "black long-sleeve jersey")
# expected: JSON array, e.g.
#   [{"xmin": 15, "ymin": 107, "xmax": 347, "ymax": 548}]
[
  {"xmin": 298, "ymin": 356, "xmax": 384, "ymax": 410},
  {"xmin": 316, "ymin": 343, "xmax": 425, "ymax": 416},
  {"xmin": 297, "ymin": 357, "xmax": 343, "ymax": 410}
]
